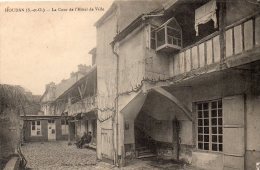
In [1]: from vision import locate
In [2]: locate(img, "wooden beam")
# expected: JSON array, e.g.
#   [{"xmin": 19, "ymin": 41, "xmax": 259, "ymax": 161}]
[{"xmin": 153, "ymin": 87, "xmax": 194, "ymax": 122}]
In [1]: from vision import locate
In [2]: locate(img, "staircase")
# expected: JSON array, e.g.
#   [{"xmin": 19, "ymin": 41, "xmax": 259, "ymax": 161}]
[
  {"xmin": 136, "ymin": 146, "xmax": 156, "ymax": 159},
  {"xmin": 134, "ymin": 122, "xmax": 157, "ymax": 159}
]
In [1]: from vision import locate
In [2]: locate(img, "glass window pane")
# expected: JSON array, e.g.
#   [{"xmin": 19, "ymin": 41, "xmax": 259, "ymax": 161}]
[
  {"xmin": 204, "ymin": 127, "xmax": 209, "ymax": 134},
  {"xmin": 204, "ymin": 111, "xmax": 209, "ymax": 118},
  {"xmin": 218, "ymin": 127, "xmax": 223, "ymax": 134},
  {"xmin": 218, "ymin": 118, "xmax": 223, "ymax": 125},
  {"xmin": 198, "ymin": 104, "xmax": 202, "ymax": 110},
  {"xmin": 198, "ymin": 127, "xmax": 203, "ymax": 133},
  {"xmin": 32, "ymin": 125, "xmax": 35, "ymax": 130},
  {"xmin": 32, "ymin": 121, "xmax": 35, "ymax": 125},
  {"xmin": 204, "ymin": 119, "xmax": 209, "ymax": 126},
  {"xmin": 198, "ymin": 111, "xmax": 203, "ymax": 118},
  {"xmin": 204, "ymin": 143, "xmax": 209, "ymax": 150},
  {"xmin": 212, "ymin": 135, "xmax": 217, "ymax": 142},
  {"xmin": 198, "ymin": 135, "xmax": 203, "ymax": 141},
  {"xmin": 198, "ymin": 143, "xmax": 203, "ymax": 149},
  {"xmin": 212, "ymin": 127, "xmax": 217, "ymax": 134},
  {"xmin": 212, "ymin": 118, "xmax": 217, "ymax": 125},
  {"xmin": 156, "ymin": 28, "xmax": 165, "ymax": 47},
  {"xmin": 219, "ymin": 144, "xmax": 223, "ymax": 151},
  {"xmin": 212, "ymin": 144, "xmax": 218, "ymax": 151},
  {"xmin": 37, "ymin": 131, "xmax": 40, "ymax": 135},
  {"xmin": 218, "ymin": 109, "xmax": 222, "ymax": 117},
  {"xmin": 219, "ymin": 135, "xmax": 223, "ymax": 143},
  {"xmin": 151, "ymin": 40, "xmax": 156, "ymax": 49},
  {"xmin": 204, "ymin": 135, "xmax": 209, "ymax": 142},
  {"xmin": 203, "ymin": 103, "xmax": 208, "ymax": 110},
  {"xmin": 198, "ymin": 119, "xmax": 203, "ymax": 126},
  {"xmin": 37, "ymin": 121, "xmax": 40, "ymax": 125},
  {"xmin": 212, "ymin": 101, "xmax": 217, "ymax": 109},
  {"xmin": 218, "ymin": 100, "xmax": 222, "ymax": 108},
  {"xmin": 212, "ymin": 110, "xmax": 217, "ymax": 117}
]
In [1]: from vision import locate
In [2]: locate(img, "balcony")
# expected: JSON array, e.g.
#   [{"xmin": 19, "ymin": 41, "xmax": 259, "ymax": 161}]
[
  {"xmin": 171, "ymin": 12, "xmax": 260, "ymax": 76},
  {"xmin": 68, "ymin": 96, "xmax": 97, "ymax": 116},
  {"xmin": 156, "ymin": 17, "xmax": 182, "ymax": 53}
]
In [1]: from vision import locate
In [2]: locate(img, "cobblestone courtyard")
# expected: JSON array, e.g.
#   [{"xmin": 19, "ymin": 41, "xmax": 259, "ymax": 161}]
[
  {"xmin": 21, "ymin": 141, "xmax": 197, "ymax": 170},
  {"xmin": 21, "ymin": 141, "xmax": 98, "ymax": 170}
]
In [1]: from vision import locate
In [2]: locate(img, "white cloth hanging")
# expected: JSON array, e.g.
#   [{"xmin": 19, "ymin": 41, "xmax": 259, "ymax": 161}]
[{"xmin": 195, "ymin": 0, "xmax": 218, "ymax": 36}]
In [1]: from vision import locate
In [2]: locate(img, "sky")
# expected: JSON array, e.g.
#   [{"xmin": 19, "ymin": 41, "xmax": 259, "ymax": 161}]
[{"xmin": 0, "ymin": 0, "xmax": 113, "ymax": 95}]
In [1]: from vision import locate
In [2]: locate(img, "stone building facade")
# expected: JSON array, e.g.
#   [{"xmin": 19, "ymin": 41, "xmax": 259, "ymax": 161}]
[{"xmin": 92, "ymin": 0, "xmax": 260, "ymax": 169}]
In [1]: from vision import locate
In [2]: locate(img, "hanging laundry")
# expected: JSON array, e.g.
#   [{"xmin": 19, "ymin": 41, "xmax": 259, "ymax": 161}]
[{"xmin": 195, "ymin": 0, "xmax": 218, "ymax": 36}]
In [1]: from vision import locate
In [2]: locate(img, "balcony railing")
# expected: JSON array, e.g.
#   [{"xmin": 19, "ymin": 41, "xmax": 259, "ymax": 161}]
[
  {"xmin": 172, "ymin": 12, "xmax": 260, "ymax": 76},
  {"xmin": 225, "ymin": 12, "xmax": 260, "ymax": 58},
  {"xmin": 68, "ymin": 96, "xmax": 97, "ymax": 116}
]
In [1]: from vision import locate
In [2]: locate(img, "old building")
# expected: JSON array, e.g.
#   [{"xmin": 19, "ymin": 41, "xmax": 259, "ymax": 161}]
[
  {"xmin": 54, "ymin": 66, "xmax": 97, "ymax": 148},
  {"xmin": 93, "ymin": 0, "xmax": 260, "ymax": 169},
  {"xmin": 22, "ymin": 65, "xmax": 91, "ymax": 142}
]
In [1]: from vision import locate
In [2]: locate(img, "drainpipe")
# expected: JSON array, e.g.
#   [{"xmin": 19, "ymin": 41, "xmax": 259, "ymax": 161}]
[{"xmin": 112, "ymin": 41, "xmax": 120, "ymax": 167}]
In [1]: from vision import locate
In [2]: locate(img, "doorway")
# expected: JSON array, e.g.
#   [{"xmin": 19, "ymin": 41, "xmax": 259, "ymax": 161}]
[{"xmin": 48, "ymin": 120, "xmax": 56, "ymax": 141}]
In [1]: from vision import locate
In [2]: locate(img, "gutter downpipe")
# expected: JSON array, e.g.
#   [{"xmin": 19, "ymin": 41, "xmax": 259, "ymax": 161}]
[
  {"xmin": 110, "ymin": 11, "xmax": 164, "ymax": 167},
  {"xmin": 112, "ymin": 41, "xmax": 120, "ymax": 167}
]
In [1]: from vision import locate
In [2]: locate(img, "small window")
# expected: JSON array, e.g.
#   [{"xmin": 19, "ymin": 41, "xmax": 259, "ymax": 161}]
[
  {"xmin": 197, "ymin": 99, "xmax": 223, "ymax": 152},
  {"xmin": 31, "ymin": 121, "xmax": 41, "ymax": 136},
  {"xmin": 155, "ymin": 17, "xmax": 182, "ymax": 52}
]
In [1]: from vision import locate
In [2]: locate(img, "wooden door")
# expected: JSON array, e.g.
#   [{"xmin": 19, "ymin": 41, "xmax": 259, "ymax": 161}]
[
  {"xmin": 223, "ymin": 95, "xmax": 245, "ymax": 170},
  {"xmin": 101, "ymin": 128, "xmax": 113, "ymax": 159}
]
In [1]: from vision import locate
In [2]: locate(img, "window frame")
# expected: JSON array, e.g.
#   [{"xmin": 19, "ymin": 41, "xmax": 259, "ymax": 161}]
[
  {"xmin": 31, "ymin": 120, "xmax": 42, "ymax": 136},
  {"xmin": 196, "ymin": 99, "xmax": 223, "ymax": 153}
]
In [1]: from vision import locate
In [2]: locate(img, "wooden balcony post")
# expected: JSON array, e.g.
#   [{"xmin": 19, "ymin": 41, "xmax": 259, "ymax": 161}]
[{"xmin": 218, "ymin": 0, "xmax": 226, "ymax": 68}]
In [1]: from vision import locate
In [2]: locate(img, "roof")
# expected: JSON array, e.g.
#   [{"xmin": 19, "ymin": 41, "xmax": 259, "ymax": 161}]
[
  {"xmin": 55, "ymin": 66, "xmax": 97, "ymax": 101},
  {"xmin": 111, "ymin": 0, "xmax": 184, "ymax": 43},
  {"xmin": 88, "ymin": 47, "xmax": 96, "ymax": 55},
  {"xmin": 112, "ymin": 8, "xmax": 164, "ymax": 43},
  {"xmin": 94, "ymin": 2, "xmax": 117, "ymax": 27}
]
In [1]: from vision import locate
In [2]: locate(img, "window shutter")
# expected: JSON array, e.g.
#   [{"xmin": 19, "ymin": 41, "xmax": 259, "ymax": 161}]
[{"xmin": 223, "ymin": 95, "xmax": 245, "ymax": 170}]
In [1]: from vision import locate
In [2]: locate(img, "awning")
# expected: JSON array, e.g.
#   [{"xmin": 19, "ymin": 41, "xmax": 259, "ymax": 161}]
[{"xmin": 195, "ymin": 0, "xmax": 217, "ymax": 36}]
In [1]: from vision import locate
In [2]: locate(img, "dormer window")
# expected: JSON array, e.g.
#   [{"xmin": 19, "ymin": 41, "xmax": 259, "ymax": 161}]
[{"xmin": 155, "ymin": 17, "xmax": 182, "ymax": 53}]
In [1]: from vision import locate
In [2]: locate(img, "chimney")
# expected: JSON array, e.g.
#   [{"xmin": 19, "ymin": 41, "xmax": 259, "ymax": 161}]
[
  {"xmin": 70, "ymin": 72, "xmax": 76, "ymax": 78},
  {"xmin": 45, "ymin": 82, "xmax": 56, "ymax": 91}
]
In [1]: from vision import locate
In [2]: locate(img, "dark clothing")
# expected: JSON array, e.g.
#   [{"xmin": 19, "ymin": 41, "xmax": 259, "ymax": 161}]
[{"xmin": 76, "ymin": 133, "xmax": 92, "ymax": 148}]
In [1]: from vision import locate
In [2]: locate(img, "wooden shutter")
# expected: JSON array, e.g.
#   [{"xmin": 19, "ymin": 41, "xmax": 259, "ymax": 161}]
[{"xmin": 223, "ymin": 95, "xmax": 245, "ymax": 170}]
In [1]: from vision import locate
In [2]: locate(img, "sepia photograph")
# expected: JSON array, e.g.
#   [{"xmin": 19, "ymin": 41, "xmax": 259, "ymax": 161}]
[{"xmin": 0, "ymin": 0, "xmax": 260, "ymax": 169}]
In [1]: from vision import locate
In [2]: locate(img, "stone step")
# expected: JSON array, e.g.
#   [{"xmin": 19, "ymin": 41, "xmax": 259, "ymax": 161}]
[
  {"xmin": 138, "ymin": 149, "xmax": 152, "ymax": 154},
  {"xmin": 137, "ymin": 153, "xmax": 156, "ymax": 159}
]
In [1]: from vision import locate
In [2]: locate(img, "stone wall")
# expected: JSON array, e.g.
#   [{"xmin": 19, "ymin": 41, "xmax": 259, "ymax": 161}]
[{"xmin": 0, "ymin": 109, "xmax": 21, "ymax": 159}]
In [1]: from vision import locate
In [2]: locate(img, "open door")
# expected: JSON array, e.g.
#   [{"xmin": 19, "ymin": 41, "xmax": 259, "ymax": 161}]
[
  {"xmin": 223, "ymin": 95, "xmax": 245, "ymax": 170},
  {"xmin": 48, "ymin": 120, "xmax": 56, "ymax": 141}
]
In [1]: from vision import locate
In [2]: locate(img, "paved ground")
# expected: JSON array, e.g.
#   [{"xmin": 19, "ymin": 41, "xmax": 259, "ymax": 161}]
[{"xmin": 21, "ymin": 141, "xmax": 198, "ymax": 170}]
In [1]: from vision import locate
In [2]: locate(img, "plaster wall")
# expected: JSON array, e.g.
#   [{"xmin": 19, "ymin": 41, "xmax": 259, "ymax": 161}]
[
  {"xmin": 118, "ymin": 27, "xmax": 145, "ymax": 94},
  {"xmin": 96, "ymin": 9, "xmax": 117, "ymax": 160}
]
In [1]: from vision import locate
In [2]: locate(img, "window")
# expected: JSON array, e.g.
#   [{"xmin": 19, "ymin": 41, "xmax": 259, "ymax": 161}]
[
  {"xmin": 155, "ymin": 17, "xmax": 182, "ymax": 53},
  {"xmin": 150, "ymin": 25, "xmax": 157, "ymax": 50},
  {"xmin": 61, "ymin": 119, "xmax": 68, "ymax": 135},
  {"xmin": 197, "ymin": 99, "xmax": 222, "ymax": 152},
  {"xmin": 31, "ymin": 121, "xmax": 41, "ymax": 136}
]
